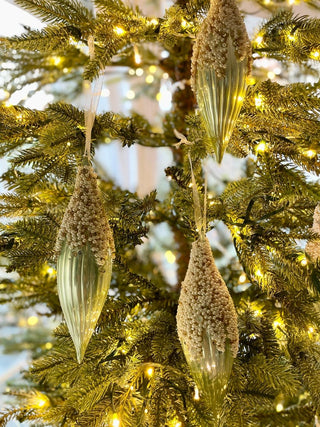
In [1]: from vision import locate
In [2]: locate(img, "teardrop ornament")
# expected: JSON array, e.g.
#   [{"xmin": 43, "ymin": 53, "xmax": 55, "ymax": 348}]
[
  {"xmin": 191, "ymin": 0, "xmax": 252, "ymax": 163},
  {"xmin": 55, "ymin": 165, "xmax": 115, "ymax": 363},
  {"xmin": 177, "ymin": 237, "xmax": 238, "ymax": 421}
]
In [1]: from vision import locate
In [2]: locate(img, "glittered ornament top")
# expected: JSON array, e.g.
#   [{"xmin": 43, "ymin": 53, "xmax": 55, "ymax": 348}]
[
  {"xmin": 191, "ymin": 0, "xmax": 252, "ymax": 85},
  {"xmin": 55, "ymin": 165, "xmax": 115, "ymax": 266},
  {"xmin": 177, "ymin": 237, "xmax": 239, "ymax": 360},
  {"xmin": 306, "ymin": 203, "xmax": 320, "ymax": 262}
]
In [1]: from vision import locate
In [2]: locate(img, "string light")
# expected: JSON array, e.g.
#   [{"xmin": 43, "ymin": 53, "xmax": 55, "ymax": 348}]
[
  {"xmin": 251, "ymin": 302, "xmax": 262, "ymax": 317},
  {"xmin": 194, "ymin": 386, "xmax": 200, "ymax": 400},
  {"xmin": 303, "ymin": 149, "xmax": 316, "ymax": 159},
  {"xmin": 149, "ymin": 65, "xmax": 157, "ymax": 74},
  {"xmin": 101, "ymin": 88, "xmax": 110, "ymax": 97},
  {"xmin": 254, "ymin": 34, "xmax": 264, "ymax": 47},
  {"xmin": 126, "ymin": 90, "xmax": 136, "ymax": 100},
  {"xmin": 46, "ymin": 267, "xmax": 56, "ymax": 276},
  {"xmin": 45, "ymin": 342, "xmax": 53, "ymax": 350},
  {"xmin": 27, "ymin": 316, "xmax": 39, "ymax": 326},
  {"xmin": 255, "ymin": 269, "xmax": 263, "ymax": 278},
  {"xmin": 50, "ymin": 56, "xmax": 62, "ymax": 66},
  {"xmin": 300, "ymin": 256, "xmax": 308, "ymax": 266},
  {"xmin": 267, "ymin": 71, "xmax": 275, "ymax": 79},
  {"xmin": 163, "ymin": 72, "xmax": 169, "ymax": 80},
  {"xmin": 28, "ymin": 391, "xmax": 50, "ymax": 409},
  {"xmin": 308, "ymin": 326, "xmax": 314, "ymax": 334},
  {"xmin": 146, "ymin": 367, "xmax": 154, "ymax": 378},
  {"xmin": 134, "ymin": 46, "xmax": 142, "ymax": 65},
  {"xmin": 181, "ymin": 19, "xmax": 188, "ymax": 29},
  {"xmin": 255, "ymin": 140, "xmax": 267, "ymax": 154},
  {"xmin": 276, "ymin": 403, "xmax": 284, "ymax": 412},
  {"xmin": 254, "ymin": 94, "xmax": 264, "ymax": 108},
  {"xmin": 113, "ymin": 26, "xmax": 126, "ymax": 36},
  {"xmin": 310, "ymin": 50, "xmax": 320, "ymax": 60},
  {"xmin": 247, "ymin": 76, "xmax": 256, "ymax": 85},
  {"xmin": 150, "ymin": 18, "xmax": 159, "ymax": 26},
  {"xmin": 238, "ymin": 272, "xmax": 247, "ymax": 284},
  {"xmin": 112, "ymin": 413, "xmax": 120, "ymax": 427},
  {"xmin": 287, "ymin": 33, "xmax": 296, "ymax": 42},
  {"xmin": 146, "ymin": 75, "xmax": 154, "ymax": 84},
  {"xmin": 136, "ymin": 68, "xmax": 144, "ymax": 77},
  {"xmin": 273, "ymin": 320, "xmax": 282, "ymax": 329},
  {"xmin": 165, "ymin": 250, "xmax": 176, "ymax": 264}
]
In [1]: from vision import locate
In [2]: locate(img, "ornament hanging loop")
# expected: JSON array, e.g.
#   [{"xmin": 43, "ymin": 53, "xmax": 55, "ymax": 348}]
[
  {"xmin": 173, "ymin": 129, "xmax": 207, "ymax": 239},
  {"xmin": 84, "ymin": 34, "xmax": 104, "ymax": 161},
  {"xmin": 188, "ymin": 153, "xmax": 207, "ymax": 241}
]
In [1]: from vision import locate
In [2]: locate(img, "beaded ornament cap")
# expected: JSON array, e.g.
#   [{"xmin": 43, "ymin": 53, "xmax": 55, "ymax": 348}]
[
  {"xmin": 191, "ymin": 0, "xmax": 252, "ymax": 87},
  {"xmin": 306, "ymin": 203, "xmax": 320, "ymax": 262},
  {"xmin": 55, "ymin": 165, "xmax": 115, "ymax": 267},
  {"xmin": 177, "ymin": 237, "xmax": 239, "ymax": 360}
]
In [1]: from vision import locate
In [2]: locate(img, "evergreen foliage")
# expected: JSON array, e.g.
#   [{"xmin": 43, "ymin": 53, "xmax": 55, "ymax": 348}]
[{"xmin": 0, "ymin": 0, "xmax": 320, "ymax": 426}]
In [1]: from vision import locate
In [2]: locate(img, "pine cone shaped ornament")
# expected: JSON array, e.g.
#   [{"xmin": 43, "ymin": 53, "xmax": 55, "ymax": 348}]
[
  {"xmin": 55, "ymin": 164, "xmax": 115, "ymax": 363},
  {"xmin": 306, "ymin": 203, "xmax": 320, "ymax": 262},
  {"xmin": 177, "ymin": 237, "xmax": 238, "ymax": 419},
  {"xmin": 191, "ymin": 0, "xmax": 252, "ymax": 163}
]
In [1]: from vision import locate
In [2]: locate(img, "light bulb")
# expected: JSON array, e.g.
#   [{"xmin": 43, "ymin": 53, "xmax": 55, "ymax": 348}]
[
  {"xmin": 255, "ymin": 141, "xmax": 267, "ymax": 154},
  {"xmin": 146, "ymin": 367, "xmax": 154, "ymax": 377},
  {"xmin": 113, "ymin": 27, "xmax": 126, "ymax": 36},
  {"xmin": 112, "ymin": 414, "xmax": 120, "ymax": 427}
]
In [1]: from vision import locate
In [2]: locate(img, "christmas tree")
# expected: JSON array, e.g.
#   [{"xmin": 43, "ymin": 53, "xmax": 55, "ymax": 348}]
[{"xmin": 1, "ymin": 0, "xmax": 320, "ymax": 425}]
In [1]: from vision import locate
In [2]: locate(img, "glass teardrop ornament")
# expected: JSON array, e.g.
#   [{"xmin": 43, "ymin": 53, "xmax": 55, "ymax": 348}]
[
  {"xmin": 181, "ymin": 332, "xmax": 234, "ymax": 424},
  {"xmin": 195, "ymin": 39, "xmax": 248, "ymax": 163},
  {"xmin": 57, "ymin": 241, "xmax": 112, "ymax": 363}
]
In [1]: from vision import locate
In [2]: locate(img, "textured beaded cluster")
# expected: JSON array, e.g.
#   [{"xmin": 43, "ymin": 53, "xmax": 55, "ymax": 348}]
[
  {"xmin": 306, "ymin": 203, "xmax": 320, "ymax": 262},
  {"xmin": 191, "ymin": 0, "xmax": 252, "ymax": 85},
  {"xmin": 177, "ymin": 237, "xmax": 239, "ymax": 360},
  {"xmin": 55, "ymin": 165, "xmax": 115, "ymax": 268}
]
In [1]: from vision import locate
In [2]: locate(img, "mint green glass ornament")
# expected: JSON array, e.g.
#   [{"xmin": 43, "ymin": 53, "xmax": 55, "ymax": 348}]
[
  {"xmin": 181, "ymin": 332, "xmax": 234, "ymax": 425},
  {"xmin": 195, "ymin": 39, "xmax": 248, "ymax": 163},
  {"xmin": 57, "ymin": 242, "xmax": 112, "ymax": 363}
]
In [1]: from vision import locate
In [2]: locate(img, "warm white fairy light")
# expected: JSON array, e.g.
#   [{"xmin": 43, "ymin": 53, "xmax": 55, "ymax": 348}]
[
  {"xmin": 146, "ymin": 367, "xmax": 154, "ymax": 378},
  {"xmin": 303, "ymin": 149, "xmax": 316, "ymax": 159},
  {"xmin": 165, "ymin": 250, "xmax": 176, "ymax": 264},
  {"xmin": 112, "ymin": 414, "xmax": 120, "ymax": 427},
  {"xmin": 126, "ymin": 90, "xmax": 136, "ymax": 100},
  {"xmin": 256, "ymin": 140, "xmax": 267, "ymax": 154},
  {"xmin": 113, "ymin": 26, "xmax": 126, "ymax": 36},
  {"xmin": 194, "ymin": 386, "xmax": 200, "ymax": 400},
  {"xmin": 254, "ymin": 34, "xmax": 264, "ymax": 47},
  {"xmin": 146, "ymin": 75, "xmax": 154, "ymax": 84},
  {"xmin": 238, "ymin": 272, "xmax": 247, "ymax": 284},
  {"xmin": 276, "ymin": 403, "xmax": 284, "ymax": 412},
  {"xmin": 27, "ymin": 316, "xmax": 39, "ymax": 326}
]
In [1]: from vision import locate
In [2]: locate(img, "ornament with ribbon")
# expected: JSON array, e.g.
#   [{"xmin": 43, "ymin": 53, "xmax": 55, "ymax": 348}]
[
  {"xmin": 55, "ymin": 33, "xmax": 115, "ymax": 363},
  {"xmin": 176, "ymin": 151, "xmax": 238, "ymax": 422},
  {"xmin": 191, "ymin": 0, "xmax": 252, "ymax": 163}
]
